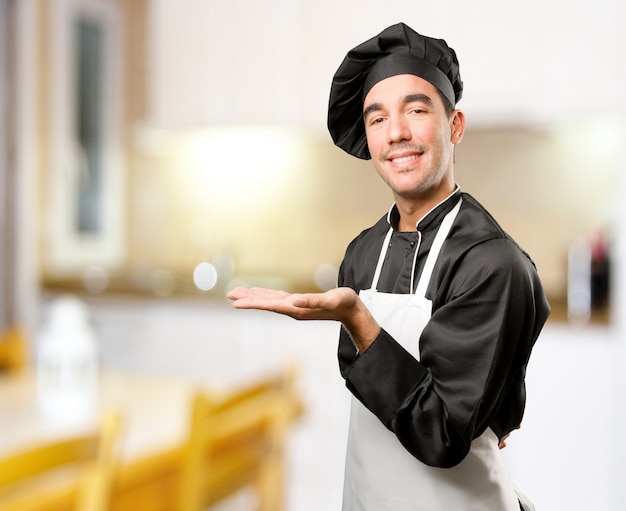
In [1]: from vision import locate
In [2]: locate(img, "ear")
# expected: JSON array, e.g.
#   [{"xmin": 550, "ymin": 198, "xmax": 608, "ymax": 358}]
[{"xmin": 450, "ymin": 110, "xmax": 466, "ymax": 145}]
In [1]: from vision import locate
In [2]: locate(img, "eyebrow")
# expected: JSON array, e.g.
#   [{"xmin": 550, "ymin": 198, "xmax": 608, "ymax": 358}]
[{"xmin": 363, "ymin": 93, "xmax": 434, "ymax": 119}]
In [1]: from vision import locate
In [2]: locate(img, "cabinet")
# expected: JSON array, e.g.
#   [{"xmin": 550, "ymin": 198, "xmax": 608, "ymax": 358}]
[{"xmin": 146, "ymin": 0, "xmax": 624, "ymax": 129}]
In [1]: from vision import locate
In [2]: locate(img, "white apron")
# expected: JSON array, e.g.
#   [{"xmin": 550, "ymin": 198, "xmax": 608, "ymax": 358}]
[{"xmin": 342, "ymin": 198, "xmax": 520, "ymax": 511}]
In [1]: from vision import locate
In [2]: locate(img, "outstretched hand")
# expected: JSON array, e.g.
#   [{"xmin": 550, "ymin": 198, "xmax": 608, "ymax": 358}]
[
  {"xmin": 227, "ymin": 286, "xmax": 381, "ymax": 352},
  {"xmin": 227, "ymin": 286, "xmax": 358, "ymax": 322}
]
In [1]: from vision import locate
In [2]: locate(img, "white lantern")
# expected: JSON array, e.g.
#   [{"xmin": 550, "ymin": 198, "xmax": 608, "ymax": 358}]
[{"xmin": 37, "ymin": 295, "xmax": 100, "ymax": 423}]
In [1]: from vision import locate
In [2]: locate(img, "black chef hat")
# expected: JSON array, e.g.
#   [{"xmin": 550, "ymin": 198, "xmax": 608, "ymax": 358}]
[{"xmin": 328, "ymin": 23, "xmax": 463, "ymax": 160}]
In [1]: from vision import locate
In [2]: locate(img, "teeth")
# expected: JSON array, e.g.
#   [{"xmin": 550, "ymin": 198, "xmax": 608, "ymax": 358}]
[{"xmin": 392, "ymin": 154, "xmax": 418, "ymax": 164}]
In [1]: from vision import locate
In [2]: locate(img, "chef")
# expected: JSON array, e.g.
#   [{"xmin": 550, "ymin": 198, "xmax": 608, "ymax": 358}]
[{"xmin": 229, "ymin": 22, "xmax": 550, "ymax": 511}]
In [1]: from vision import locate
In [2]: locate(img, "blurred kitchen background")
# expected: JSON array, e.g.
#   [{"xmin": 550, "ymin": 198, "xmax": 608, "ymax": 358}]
[{"xmin": 2, "ymin": 0, "xmax": 626, "ymax": 509}]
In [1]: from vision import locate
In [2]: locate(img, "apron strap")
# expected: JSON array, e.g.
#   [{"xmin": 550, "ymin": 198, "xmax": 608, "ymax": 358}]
[
  {"xmin": 370, "ymin": 228, "xmax": 394, "ymax": 290},
  {"xmin": 414, "ymin": 197, "xmax": 463, "ymax": 298},
  {"xmin": 370, "ymin": 197, "xmax": 463, "ymax": 294}
]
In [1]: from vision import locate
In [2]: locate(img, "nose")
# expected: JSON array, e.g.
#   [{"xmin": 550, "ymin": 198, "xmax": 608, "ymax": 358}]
[{"xmin": 387, "ymin": 114, "xmax": 411, "ymax": 144}]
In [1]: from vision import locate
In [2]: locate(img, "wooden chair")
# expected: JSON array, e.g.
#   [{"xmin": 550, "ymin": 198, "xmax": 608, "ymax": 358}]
[
  {"xmin": 176, "ymin": 365, "xmax": 303, "ymax": 511},
  {"xmin": 0, "ymin": 410, "xmax": 122, "ymax": 511},
  {"xmin": 0, "ymin": 326, "xmax": 28, "ymax": 373}
]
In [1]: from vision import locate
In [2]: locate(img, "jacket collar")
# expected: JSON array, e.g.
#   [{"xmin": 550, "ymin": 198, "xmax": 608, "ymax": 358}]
[{"xmin": 386, "ymin": 185, "xmax": 461, "ymax": 232}]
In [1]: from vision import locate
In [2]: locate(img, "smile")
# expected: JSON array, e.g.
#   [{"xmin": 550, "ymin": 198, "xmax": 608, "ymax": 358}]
[{"xmin": 391, "ymin": 154, "xmax": 419, "ymax": 164}]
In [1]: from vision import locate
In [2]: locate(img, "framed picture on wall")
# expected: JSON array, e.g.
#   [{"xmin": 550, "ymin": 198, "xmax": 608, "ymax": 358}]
[{"xmin": 45, "ymin": 0, "xmax": 124, "ymax": 276}]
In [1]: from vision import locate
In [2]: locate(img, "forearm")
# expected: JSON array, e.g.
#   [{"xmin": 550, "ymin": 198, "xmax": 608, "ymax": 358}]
[{"xmin": 340, "ymin": 299, "xmax": 381, "ymax": 353}]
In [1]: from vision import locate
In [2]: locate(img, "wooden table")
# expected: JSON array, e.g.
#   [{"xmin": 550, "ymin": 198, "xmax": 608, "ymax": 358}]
[{"xmin": 0, "ymin": 370, "xmax": 212, "ymax": 510}]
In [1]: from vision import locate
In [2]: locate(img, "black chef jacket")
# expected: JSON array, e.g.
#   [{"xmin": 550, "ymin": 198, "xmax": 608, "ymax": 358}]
[{"xmin": 337, "ymin": 188, "xmax": 551, "ymax": 468}]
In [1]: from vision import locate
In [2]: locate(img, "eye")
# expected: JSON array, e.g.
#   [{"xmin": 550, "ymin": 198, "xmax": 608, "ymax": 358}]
[{"xmin": 366, "ymin": 116, "xmax": 385, "ymax": 127}]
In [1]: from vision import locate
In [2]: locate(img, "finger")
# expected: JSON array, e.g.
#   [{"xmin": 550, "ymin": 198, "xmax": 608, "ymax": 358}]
[
  {"xmin": 229, "ymin": 288, "xmax": 296, "ymax": 312},
  {"xmin": 228, "ymin": 287, "xmax": 288, "ymax": 301},
  {"xmin": 227, "ymin": 287, "xmax": 250, "ymax": 300},
  {"xmin": 249, "ymin": 287, "xmax": 291, "ymax": 300}
]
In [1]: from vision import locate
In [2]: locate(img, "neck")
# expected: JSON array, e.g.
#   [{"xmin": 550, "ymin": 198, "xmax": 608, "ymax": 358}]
[{"xmin": 394, "ymin": 184, "xmax": 457, "ymax": 232}]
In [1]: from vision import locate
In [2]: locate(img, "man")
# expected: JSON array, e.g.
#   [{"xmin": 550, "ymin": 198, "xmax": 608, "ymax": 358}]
[{"xmin": 228, "ymin": 22, "xmax": 550, "ymax": 511}]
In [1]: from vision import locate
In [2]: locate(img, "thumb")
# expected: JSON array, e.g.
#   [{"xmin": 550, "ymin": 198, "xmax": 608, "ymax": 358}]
[{"xmin": 291, "ymin": 294, "xmax": 309, "ymax": 308}]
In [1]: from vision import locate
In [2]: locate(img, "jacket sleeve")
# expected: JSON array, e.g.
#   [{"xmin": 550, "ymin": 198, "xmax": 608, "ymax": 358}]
[{"xmin": 338, "ymin": 237, "xmax": 549, "ymax": 468}]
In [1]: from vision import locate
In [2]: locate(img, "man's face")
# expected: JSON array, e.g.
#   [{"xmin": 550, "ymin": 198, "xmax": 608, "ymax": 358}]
[{"xmin": 363, "ymin": 74, "xmax": 463, "ymax": 203}]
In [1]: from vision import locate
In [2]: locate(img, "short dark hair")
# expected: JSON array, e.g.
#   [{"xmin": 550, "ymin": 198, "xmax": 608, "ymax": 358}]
[{"xmin": 437, "ymin": 89, "xmax": 455, "ymax": 118}]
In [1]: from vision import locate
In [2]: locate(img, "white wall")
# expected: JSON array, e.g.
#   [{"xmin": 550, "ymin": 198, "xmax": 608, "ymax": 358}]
[{"xmin": 501, "ymin": 324, "xmax": 625, "ymax": 510}]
